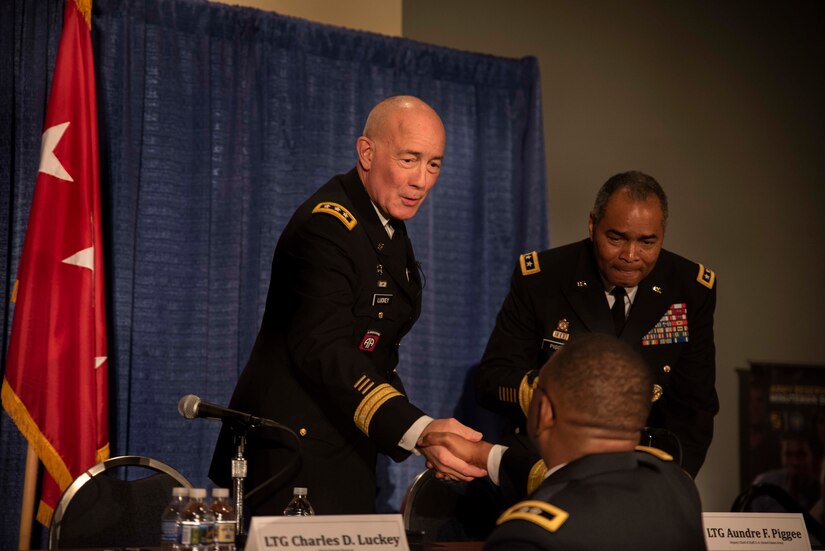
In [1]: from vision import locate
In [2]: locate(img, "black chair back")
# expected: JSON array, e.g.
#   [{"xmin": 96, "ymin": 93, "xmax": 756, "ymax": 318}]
[{"xmin": 49, "ymin": 455, "xmax": 192, "ymax": 550}]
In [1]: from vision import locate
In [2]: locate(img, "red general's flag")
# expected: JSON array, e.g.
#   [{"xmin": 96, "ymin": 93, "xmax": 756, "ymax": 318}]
[{"xmin": 1, "ymin": 0, "xmax": 109, "ymax": 526}]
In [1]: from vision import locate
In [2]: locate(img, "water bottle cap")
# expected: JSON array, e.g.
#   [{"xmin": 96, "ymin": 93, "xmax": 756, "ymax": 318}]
[
  {"xmin": 212, "ymin": 487, "xmax": 230, "ymax": 498},
  {"xmin": 189, "ymin": 488, "xmax": 207, "ymax": 498},
  {"xmin": 293, "ymin": 487, "xmax": 308, "ymax": 496},
  {"xmin": 172, "ymin": 487, "xmax": 189, "ymax": 497}
]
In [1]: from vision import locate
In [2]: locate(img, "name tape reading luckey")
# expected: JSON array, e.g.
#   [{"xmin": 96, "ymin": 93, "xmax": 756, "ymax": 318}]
[{"xmin": 264, "ymin": 532, "xmax": 402, "ymax": 548}]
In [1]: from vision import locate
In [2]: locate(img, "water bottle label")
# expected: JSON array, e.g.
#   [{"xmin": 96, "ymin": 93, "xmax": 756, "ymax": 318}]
[
  {"xmin": 215, "ymin": 520, "xmax": 235, "ymax": 543},
  {"xmin": 202, "ymin": 521, "xmax": 215, "ymax": 544},
  {"xmin": 181, "ymin": 521, "xmax": 210, "ymax": 544},
  {"xmin": 181, "ymin": 522, "xmax": 196, "ymax": 545},
  {"xmin": 161, "ymin": 519, "xmax": 180, "ymax": 543}
]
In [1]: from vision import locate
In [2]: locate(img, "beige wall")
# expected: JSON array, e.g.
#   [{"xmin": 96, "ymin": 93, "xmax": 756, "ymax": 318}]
[
  {"xmin": 211, "ymin": 0, "xmax": 825, "ymax": 512},
  {"xmin": 211, "ymin": 0, "xmax": 401, "ymax": 35}
]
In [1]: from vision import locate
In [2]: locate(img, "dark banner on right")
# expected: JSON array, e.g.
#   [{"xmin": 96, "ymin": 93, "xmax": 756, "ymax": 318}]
[{"xmin": 739, "ymin": 362, "xmax": 825, "ymax": 522}]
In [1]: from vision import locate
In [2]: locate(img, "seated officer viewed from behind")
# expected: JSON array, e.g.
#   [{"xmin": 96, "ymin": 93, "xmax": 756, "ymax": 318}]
[
  {"xmin": 209, "ymin": 95, "xmax": 485, "ymax": 515},
  {"xmin": 483, "ymin": 334, "xmax": 707, "ymax": 550},
  {"xmin": 476, "ymin": 171, "xmax": 718, "ymax": 478}
]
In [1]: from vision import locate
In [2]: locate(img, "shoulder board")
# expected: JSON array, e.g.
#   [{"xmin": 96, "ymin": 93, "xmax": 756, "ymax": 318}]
[
  {"xmin": 519, "ymin": 251, "xmax": 541, "ymax": 276},
  {"xmin": 635, "ymin": 445, "xmax": 674, "ymax": 462},
  {"xmin": 696, "ymin": 263, "xmax": 715, "ymax": 289},
  {"xmin": 497, "ymin": 500, "xmax": 569, "ymax": 533},
  {"xmin": 312, "ymin": 202, "xmax": 357, "ymax": 231}
]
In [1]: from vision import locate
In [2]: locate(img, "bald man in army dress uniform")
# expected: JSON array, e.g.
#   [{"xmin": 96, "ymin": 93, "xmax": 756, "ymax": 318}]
[
  {"xmin": 476, "ymin": 171, "xmax": 718, "ymax": 479},
  {"xmin": 210, "ymin": 96, "xmax": 484, "ymax": 515}
]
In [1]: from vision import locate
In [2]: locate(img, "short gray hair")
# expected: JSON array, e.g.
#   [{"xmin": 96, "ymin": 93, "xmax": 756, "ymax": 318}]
[{"xmin": 591, "ymin": 171, "xmax": 668, "ymax": 227}]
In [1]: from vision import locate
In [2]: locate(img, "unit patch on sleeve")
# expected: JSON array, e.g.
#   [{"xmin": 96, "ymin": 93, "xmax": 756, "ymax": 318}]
[
  {"xmin": 519, "ymin": 251, "xmax": 541, "ymax": 276},
  {"xmin": 642, "ymin": 303, "xmax": 689, "ymax": 346},
  {"xmin": 312, "ymin": 202, "xmax": 357, "ymax": 230},
  {"xmin": 696, "ymin": 263, "xmax": 715, "ymax": 289},
  {"xmin": 359, "ymin": 330, "xmax": 381, "ymax": 351}
]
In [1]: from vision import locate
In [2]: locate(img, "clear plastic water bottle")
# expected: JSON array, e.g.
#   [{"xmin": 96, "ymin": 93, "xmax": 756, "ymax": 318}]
[
  {"xmin": 283, "ymin": 487, "xmax": 314, "ymax": 516},
  {"xmin": 210, "ymin": 487, "xmax": 236, "ymax": 551},
  {"xmin": 161, "ymin": 487, "xmax": 189, "ymax": 551},
  {"xmin": 181, "ymin": 488, "xmax": 215, "ymax": 551}
]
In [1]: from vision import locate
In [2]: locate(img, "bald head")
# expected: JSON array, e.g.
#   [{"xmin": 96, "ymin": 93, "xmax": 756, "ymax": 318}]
[
  {"xmin": 539, "ymin": 333, "xmax": 652, "ymax": 435},
  {"xmin": 362, "ymin": 95, "xmax": 443, "ymax": 141},
  {"xmin": 356, "ymin": 95, "xmax": 445, "ymax": 221}
]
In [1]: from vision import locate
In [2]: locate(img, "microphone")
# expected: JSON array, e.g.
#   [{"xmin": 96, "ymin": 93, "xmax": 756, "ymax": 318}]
[{"xmin": 178, "ymin": 394, "xmax": 281, "ymax": 429}]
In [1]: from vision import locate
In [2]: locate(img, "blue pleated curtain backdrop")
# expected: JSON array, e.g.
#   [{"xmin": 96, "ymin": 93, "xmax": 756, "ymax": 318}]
[{"xmin": 0, "ymin": 0, "xmax": 546, "ymax": 543}]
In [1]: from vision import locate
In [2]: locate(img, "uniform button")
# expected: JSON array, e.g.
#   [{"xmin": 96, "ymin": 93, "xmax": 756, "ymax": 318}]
[
  {"xmin": 299, "ymin": 428, "xmax": 308, "ymax": 437},
  {"xmin": 378, "ymin": 312, "xmax": 384, "ymax": 319},
  {"xmin": 663, "ymin": 365, "xmax": 671, "ymax": 373},
  {"xmin": 377, "ymin": 242, "xmax": 385, "ymax": 251},
  {"xmin": 395, "ymin": 342, "xmax": 401, "ymax": 348},
  {"xmin": 514, "ymin": 427, "xmax": 521, "ymax": 435}
]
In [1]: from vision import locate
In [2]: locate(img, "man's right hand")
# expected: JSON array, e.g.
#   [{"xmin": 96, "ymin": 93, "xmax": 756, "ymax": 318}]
[
  {"xmin": 415, "ymin": 419, "xmax": 487, "ymax": 481},
  {"xmin": 418, "ymin": 431, "xmax": 494, "ymax": 478}
]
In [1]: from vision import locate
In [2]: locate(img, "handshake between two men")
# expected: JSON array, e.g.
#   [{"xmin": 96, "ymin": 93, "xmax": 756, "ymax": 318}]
[{"xmin": 416, "ymin": 418, "xmax": 491, "ymax": 482}]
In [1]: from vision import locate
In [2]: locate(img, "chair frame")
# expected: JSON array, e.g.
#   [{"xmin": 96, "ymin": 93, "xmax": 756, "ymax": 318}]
[
  {"xmin": 401, "ymin": 469, "xmax": 432, "ymax": 532},
  {"xmin": 49, "ymin": 455, "xmax": 192, "ymax": 550}
]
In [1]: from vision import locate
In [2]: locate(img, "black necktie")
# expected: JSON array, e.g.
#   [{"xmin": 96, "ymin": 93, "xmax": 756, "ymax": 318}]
[{"xmin": 611, "ymin": 287, "xmax": 627, "ymax": 336}]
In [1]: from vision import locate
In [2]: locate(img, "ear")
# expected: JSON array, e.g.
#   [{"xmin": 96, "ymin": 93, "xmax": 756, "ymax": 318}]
[
  {"xmin": 588, "ymin": 212, "xmax": 595, "ymax": 240},
  {"xmin": 356, "ymin": 136, "xmax": 374, "ymax": 171},
  {"xmin": 528, "ymin": 390, "xmax": 554, "ymax": 439}
]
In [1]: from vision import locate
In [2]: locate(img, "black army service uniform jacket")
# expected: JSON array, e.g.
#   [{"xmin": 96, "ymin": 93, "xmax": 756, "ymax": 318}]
[
  {"xmin": 210, "ymin": 168, "xmax": 426, "ymax": 514},
  {"xmin": 484, "ymin": 449, "xmax": 707, "ymax": 551},
  {"xmin": 476, "ymin": 239, "xmax": 718, "ymax": 478}
]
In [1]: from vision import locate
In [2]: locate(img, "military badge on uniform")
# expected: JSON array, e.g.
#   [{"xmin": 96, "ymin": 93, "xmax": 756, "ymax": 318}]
[
  {"xmin": 552, "ymin": 319, "xmax": 570, "ymax": 341},
  {"xmin": 311, "ymin": 201, "xmax": 357, "ymax": 230},
  {"xmin": 543, "ymin": 319, "xmax": 570, "ymax": 350},
  {"xmin": 359, "ymin": 330, "xmax": 381, "ymax": 351},
  {"xmin": 642, "ymin": 304, "xmax": 689, "ymax": 346},
  {"xmin": 519, "ymin": 251, "xmax": 541, "ymax": 276}
]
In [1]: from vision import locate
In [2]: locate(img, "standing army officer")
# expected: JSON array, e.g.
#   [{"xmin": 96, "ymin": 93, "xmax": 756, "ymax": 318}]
[{"xmin": 210, "ymin": 96, "xmax": 485, "ymax": 515}]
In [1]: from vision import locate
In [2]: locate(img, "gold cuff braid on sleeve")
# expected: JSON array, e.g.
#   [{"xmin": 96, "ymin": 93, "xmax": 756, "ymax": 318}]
[
  {"xmin": 518, "ymin": 372, "xmax": 538, "ymax": 417},
  {"xmin": 353, "ymin": 383, "xmax": 403, "ymax": 436}
]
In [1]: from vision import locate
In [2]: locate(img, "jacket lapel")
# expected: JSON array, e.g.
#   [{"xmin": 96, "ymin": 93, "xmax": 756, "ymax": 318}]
[
  {"xmin": 562, "ymin": 241, "xmax": 614, "ymax": 335},
  {"xmin": 341, "ymin": 171, "xmax": 416, "ymax": 301}
]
